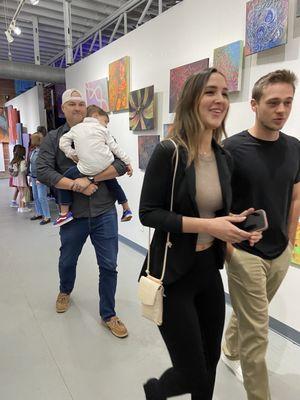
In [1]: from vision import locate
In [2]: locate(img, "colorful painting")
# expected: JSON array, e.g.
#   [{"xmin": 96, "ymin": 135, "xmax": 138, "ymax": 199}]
[
  {"xmin": 291, "ymin": 219, "xmax": 300, "ymax": 267},
  {"xmin": 169, "ymin": 58, "xmax": 209, "ymax": 113},
  {"xmin": 0, "ymin": 108, "xmax": 8, "ymax": 143},
  {"xmin": 245, "ymin": 0, "xmax": 289, "ymax": 56},
  {"xmin": 213, "ymin": 41, "xmax": 244, "ymax": 92},
  {"xmin": 138, "ymin": 135, "xmax": 160, "ymax": 170},
  {"xmin": 129, "ymin": 85, "xmax": 154, "ymax": 131},
  {"xmin": 85, "ymin": 78, "xmax": 109, "ymax": 111},
  {"xmin": 109, "ymin": 56, "xmax": 130, "ymax": 112},
  {"xmin": 163, "ymin": 124, "xmax": 173, "ymax": 138}
]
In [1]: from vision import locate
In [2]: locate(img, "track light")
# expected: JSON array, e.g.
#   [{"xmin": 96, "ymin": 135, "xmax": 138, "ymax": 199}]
[
  {"xmin": 30, "ymin": 0, "xmax": 40, "ymax": 5},
  {"xmin": 13, "ymin": 26, "xmax": 21, "ymax": 35},
  {"xmin": 5, "ymin": 29, "xmax": 14, "ymax": 43}
]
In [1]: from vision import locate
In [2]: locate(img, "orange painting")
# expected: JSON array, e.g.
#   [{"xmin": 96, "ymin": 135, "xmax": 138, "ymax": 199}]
[{"xmin": 109, "ymin": 56, "xmax": 130, "ymax": 112}]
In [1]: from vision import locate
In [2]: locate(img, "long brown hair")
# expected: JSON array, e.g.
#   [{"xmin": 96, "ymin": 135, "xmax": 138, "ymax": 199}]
[
  {"xmin": 11, "ymin": 145, "xmax": 26, "ymax": 165},
  {"xmin": 169, "ymin": 67, "xmax": 228, "ymax": 166}
]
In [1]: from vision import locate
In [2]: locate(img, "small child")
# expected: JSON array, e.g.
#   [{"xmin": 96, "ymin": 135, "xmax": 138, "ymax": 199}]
[{"xmin": 54, "ymin": 104, "xmax": 133, "ymax": 227}]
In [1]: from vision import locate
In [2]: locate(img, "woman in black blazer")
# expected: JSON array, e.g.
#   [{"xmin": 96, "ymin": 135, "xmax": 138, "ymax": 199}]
[{"xmin": 139, "ymin": 68, "xmax": 261, "ymax": 400}]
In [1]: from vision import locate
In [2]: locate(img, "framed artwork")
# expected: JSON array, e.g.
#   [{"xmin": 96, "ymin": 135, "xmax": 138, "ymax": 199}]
[
  {"xmin": 169, "ymin": 58, "xmax": 209, "ymax": 113},
  {"xmin": 0, "ymin": 108, "xmax": 9, "ymax": 143},
  {"xmin": 85, "ymin": 78, "xmax": 109, "ymax": 111},
  {"xmin": 163, "ymin": 124, "xmax": 173, "ymax": 138},
  {"xmin": 245, "ymin": 0, "xmax": 289, "ymax": 56},
  {"xmin": 291, "ymin": 219, "xmax": 300, "ymax": 268},
  {"xmin": 213, "ymin": 40, "xmax": 244, "ymax": 92},
  {"xmin": 109, "ymin": 56, "xmax": 130, "ymax": 112},
  {"xmin": 129, "ymin": 85, "xmax": 154, "ymax": 131},
  {"xmin": 138, "ymin": 135, "xmax": 160, "ymax": 170}
]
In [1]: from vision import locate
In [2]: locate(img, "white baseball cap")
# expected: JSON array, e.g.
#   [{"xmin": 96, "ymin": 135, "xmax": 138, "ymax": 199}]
[{"xmin": 62, "ymin": 88, "xmax": 85, "ymax": 105}]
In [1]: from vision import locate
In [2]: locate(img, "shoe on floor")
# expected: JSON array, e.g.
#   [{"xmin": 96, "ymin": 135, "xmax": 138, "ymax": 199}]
[
  {"xmin": 143, "ymin": 378, "xmax": 165, "ymax": 400},
  {"xmin": 40, "ymin": 218, "xmax": 51, "ymax": 225},
  {"xmin": 30, "ymin": 215, "xmax": 43, "ymax": 221},
  {"xmin": 18, "ymin": 207, "xmax": 31, "ymax": 213},
  {"xmin": 56, "ymin": 292, "xmax": 70, "ymax": 313},
  {"xmin": 53, "ymin": 211, "xmax": 73, "ymax": 227},
  {"xmin": 10, "ymin": 200, "xmax": 18, "ymax": 208},
  {"xmin": 103, "ymin": 316, "xmax": 128, "ymax": 338},
  {"xmin": 121, "ymin": 209, "xmax": 132, "ymax": 222},
  {"xmin": 221, "ymin": 351, "xmax": 244, "ymax": 383}
]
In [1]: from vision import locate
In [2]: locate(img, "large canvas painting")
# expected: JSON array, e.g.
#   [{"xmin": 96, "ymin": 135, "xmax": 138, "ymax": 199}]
[
  {"xmin": 109, "ymin": 56, "xmax": 130, "ymax": 112},
  {"xmin": 213, "ymin": 41, "xmax": 244, "ymax": 92},
  {"xmin": 291, "ymin": 219, "xmax": 300, "ymax": 268},
  {"xmin": 169, "ymin": 58, "xmax": 209, "ymax": 113},
  {"xmin": 245, "ymin": 0, "xmax": 289, "ymax": 56},
  {"xmin": 138, "ymin": 135, "xmax": 160, "ymax": 170},
  {"xmin": 85, "ymin": 78, "xmax": 109, "ymax": 111},
  {"xmin": 129, "ymin": 85, "xmax": 154, "ymax": 131}
]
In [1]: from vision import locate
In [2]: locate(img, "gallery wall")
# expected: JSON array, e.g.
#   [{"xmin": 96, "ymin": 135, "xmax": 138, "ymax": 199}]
[{"xmin": 66, "ymin": 0, "xmax": 300, "ymax": 331}]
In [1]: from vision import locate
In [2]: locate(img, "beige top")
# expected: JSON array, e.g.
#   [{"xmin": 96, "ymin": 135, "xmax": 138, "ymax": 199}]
[{"xmin": 195, "ymin": 152, "xmax": 223, "ymax": 245}]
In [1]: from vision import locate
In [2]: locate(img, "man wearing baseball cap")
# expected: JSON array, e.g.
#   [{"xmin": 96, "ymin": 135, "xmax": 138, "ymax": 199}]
[{"xmin": 37, "ymin": 88, "xmax": 128, "ymax": 338}]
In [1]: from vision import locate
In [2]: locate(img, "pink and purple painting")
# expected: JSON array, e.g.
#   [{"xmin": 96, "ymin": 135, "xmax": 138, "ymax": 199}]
[
  {"xmin": 169, "ymin": 58, "xmax": 209, "ymax": 113},
  {"xmin": 138, "ymin": 135, "xmax": 160, "ymax": 170},
  {"xmin": 85, "ymin": 78, "xmax": 109, "ymax": 111},
  {"xmin": 245, "ymin": 0, "xmax": 289, "ymax": 56},
  {"xmin": 213, "ymin": 40, "xmax": 244, "ymax": 92}
]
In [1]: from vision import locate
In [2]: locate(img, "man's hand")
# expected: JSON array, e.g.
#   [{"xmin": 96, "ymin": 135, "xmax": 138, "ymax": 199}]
[
  {"xmin": 126, "ymin": 164, "xmax": 133, "ymax": 177},
  {"xmin": 72, "ymin": 177, "xmax": 90, "ymax": 192},
  {"xmin": 82, "ymin": 183, "xmax": 98, "ymax": 196}
]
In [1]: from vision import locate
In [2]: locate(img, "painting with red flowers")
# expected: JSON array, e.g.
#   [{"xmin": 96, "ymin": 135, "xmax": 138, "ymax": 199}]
[{"xmin": 109, "ymin": 56, "xmax": 130, "ymax": 112}]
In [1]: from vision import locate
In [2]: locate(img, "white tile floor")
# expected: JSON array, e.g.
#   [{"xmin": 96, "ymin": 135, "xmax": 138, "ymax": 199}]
[{"xmin": 1, "ymin": 179, "xmax": 300, "ymax": 400}]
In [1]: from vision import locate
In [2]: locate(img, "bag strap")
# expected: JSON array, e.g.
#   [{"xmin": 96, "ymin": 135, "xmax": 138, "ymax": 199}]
[{"xmin": 146, "ymin": 139, "xmax": 179, "ymax": 281}]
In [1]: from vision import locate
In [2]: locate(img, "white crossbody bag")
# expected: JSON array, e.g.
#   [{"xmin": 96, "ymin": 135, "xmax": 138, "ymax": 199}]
[{"xmin": 138, "ymin": 139, "xmax": 179, "ymax": 325}]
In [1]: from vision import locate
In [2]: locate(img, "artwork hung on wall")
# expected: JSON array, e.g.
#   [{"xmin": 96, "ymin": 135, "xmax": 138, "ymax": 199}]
[
  {"xmin": 163, "ymin": 124, "xmax": 174, "ymax": 138},
  {"xmin": 109, "ymin": 56, "xmax": 130, "ymax": 112},
  {"xmin": 129, "ymin": 85, "xmax": 154, "ymax": 131},
  {"xmin": 169, "ymin": 58, "xmax": 209, "ymax": 113},
  {"xmin": 245, "ymin": 0, "xmax": 289, "ymax": 56},
  {"xmin": 291, "ymin": 218, "xmax": 300, "ymax": 268},
  {"xmin": 85, "ymin": 78, "xmax": 109, "ymax": 111},
  {"xmin": 213, "ymin": 40, "xmax": 244, "ymax": 92},
  {"xmin": 138, "ymin": 135, "xmax": 160, "ymax": 170}
]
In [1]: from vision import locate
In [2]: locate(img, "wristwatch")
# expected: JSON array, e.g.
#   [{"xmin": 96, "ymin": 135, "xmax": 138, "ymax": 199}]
[{"xmin": 87, "ymin": 176, "xmax": 94, "ymax": 183}]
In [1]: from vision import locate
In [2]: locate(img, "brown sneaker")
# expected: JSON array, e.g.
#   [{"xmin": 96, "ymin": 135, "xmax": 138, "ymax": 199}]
[
  {"xmin": 103, "ymin": 316, "xmax": 128, "ymax": 338},
  {"xmin": 56, "ymin": 293, "xmax": 70, "ymax": 313}
]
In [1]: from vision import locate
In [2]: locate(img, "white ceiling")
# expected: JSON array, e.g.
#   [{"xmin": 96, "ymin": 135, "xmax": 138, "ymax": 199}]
[{"xmin": 0, "ymin": 0, "xmax": 181, "ymax": 65}]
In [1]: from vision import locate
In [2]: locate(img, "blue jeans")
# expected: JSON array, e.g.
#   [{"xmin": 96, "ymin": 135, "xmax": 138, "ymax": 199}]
[
  {"xmin": 58, "ymin": 208, "xmax": 118, "ymax": 320},
  {"xmin": 58, "ymin": 166, "xmax": 127, "ymax": 205},
  {"xmin": 31, "ymin": 177, "xmax": 51, "ymax": 219}
]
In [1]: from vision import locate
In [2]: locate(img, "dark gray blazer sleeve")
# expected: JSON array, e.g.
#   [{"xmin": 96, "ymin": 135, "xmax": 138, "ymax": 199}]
[
  {"xmin": 139, "ymin": 142, "xmax": 182, "ymax": 233},
  {"xmin": 36, "ymin": 132, "xmax": 64, "ymax": 187}
]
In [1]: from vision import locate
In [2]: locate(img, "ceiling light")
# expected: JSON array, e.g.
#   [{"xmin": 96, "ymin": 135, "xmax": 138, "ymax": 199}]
[
  {"xmin": 5, "ymin": 30, "xmax": 14, "ymax": 43},
  {"xmin": 30, "ymin": 0, "xmax": 40, "ymax": 5},
  {"xmin": 13, "ymin": 25, "xmax": 21, "ymax": 35}
]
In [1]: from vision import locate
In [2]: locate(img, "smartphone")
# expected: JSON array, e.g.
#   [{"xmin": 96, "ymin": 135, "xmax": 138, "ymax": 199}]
[{"xmin": 235, "ymin": 209, "xmax": 268, "ymax": 232}]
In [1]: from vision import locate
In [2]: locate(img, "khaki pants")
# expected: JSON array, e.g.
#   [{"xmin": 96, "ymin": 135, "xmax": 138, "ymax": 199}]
[{"xmin": 223, "ymin": 243, "xmax": 292, "ymax": 400}]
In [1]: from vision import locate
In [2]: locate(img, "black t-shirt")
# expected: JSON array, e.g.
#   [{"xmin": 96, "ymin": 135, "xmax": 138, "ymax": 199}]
[{"xmin": 223, "ymin": 130, "xmax": 300, "ymax": 259}]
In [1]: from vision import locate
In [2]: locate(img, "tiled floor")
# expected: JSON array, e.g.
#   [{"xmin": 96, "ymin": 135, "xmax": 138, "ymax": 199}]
[{"xmin": 1, "ymin": 179, "xmax": 299, "ymax": 399}]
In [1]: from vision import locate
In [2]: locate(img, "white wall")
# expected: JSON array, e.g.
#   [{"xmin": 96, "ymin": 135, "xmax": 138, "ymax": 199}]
[
  {"xmin": 66, "ymin": 0, "xmax": 300, "ymax": 331},
  {"xmin": 5, "ymin": 86, "xmax": 40, "ymax": 134}
]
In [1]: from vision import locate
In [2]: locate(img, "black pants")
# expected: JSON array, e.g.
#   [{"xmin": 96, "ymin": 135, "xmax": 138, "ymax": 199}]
[{"xmin": 157, "ymin": 247, "xmax": 225, "ymax": 400}]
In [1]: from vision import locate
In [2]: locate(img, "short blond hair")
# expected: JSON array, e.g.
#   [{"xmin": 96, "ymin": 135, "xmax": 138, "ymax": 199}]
[
  {"xmin": 252, "ymin": 70, "xmax": 297, "ymax": 102},
  {"xmin": 31, "ymin": 132, "xmax": 43, "ymax": 147}
]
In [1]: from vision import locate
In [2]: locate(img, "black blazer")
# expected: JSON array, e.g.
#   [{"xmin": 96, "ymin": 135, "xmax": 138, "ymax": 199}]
[{"xmin": 139, "ymin": 139, "xmax": 233, "ymax": 285}]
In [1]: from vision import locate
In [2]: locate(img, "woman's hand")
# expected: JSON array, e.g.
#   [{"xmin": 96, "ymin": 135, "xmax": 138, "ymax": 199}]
[{"xmin": 206, "ymin": 215, "xmax": 251, "ymax": 243}]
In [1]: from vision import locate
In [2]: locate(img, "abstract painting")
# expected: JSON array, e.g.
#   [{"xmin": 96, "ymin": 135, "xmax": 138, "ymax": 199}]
[
  {"xmin": 163, "ymin": 124, "xmax": 173, "ymax": 138},
  {"xmin": 129, "ymin": 85, "xmax": 154, "ymax": 131},
  {"xmin": 109, "ymin": 56, "xmax": 130, "ymax": 112},
  {"xmin": 213, "ymin": 41, "xmax": 244, "ymax": 92},
  {"xmin": 291, "ymin": 220, "xmax": 300, "ymax": 267},
  {"xmin": 169, "ymin": 58, "xmax": 209, "ymax": 113},
  {"xmin": 245, "ymin": 0, "xmax": 289, "ymax": 56},
  {"xmin": 138, "ymin": 135, "xmax": 160, "ymax": 170},
  {"xmin": 85, "ymin": 78, "xmax": 109, "ymax": 111}
]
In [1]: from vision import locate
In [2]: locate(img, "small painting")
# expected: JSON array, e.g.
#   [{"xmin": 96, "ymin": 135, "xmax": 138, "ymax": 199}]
[
  {"xmin": 138, "ymin": 135, "xmax": 160, "ymax": 170},
  {"xmin": 129, "ymin": 85, "xmax": 154, "ymax": 131},
  {"xmin": 109, "ymin": 56, "xmax": 130, "ymax": 112},
  {"xmin": 169, "ymin": 58, "xmax": 209, "ymax": 113},
  {"xmin": 245, "ymin": 0, "xmax": 289, "ymax": 56},
  {"xmin": 213, "ymin": 40, "xmax": 244, "ymax": 92},
  {"xmin": 85, "ymin": 78, "xmax": 109, "ymax": 111},
  {"xmin": 163, "ymin": 124, "xmax": 173, "ymax": 138},
  {"xmin": 291, "ymin": 218, "xmax": 300, "ymax": 268}
]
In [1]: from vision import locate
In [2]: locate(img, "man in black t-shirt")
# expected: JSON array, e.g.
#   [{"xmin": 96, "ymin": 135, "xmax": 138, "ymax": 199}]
[{"xmin": 221, "ymin": 70, "xmax": 300, "ymax": 400}]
